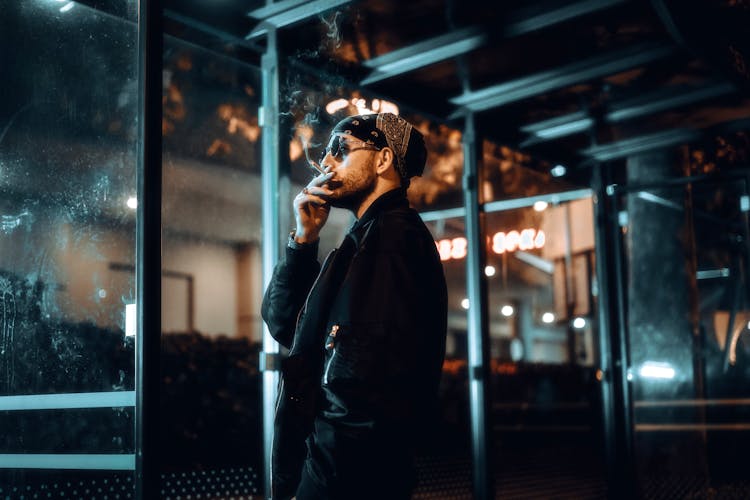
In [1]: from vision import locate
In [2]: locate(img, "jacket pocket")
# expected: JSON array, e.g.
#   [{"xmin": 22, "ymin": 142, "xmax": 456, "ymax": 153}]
[{"xmin": 322, "ymin": 323, "xmax": 387, "ymax": 387}]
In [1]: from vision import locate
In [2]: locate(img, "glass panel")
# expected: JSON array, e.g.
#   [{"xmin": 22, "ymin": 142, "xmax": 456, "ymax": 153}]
[
  {"xmin": 423, "ymin": 217, "xmax": 473, "ymax": 490},
  {"xmin": 159, "ymin": 39, "xmax": 262, "ymax": 497},
  {"xmin": 429, "ymin": 217, "xmax": 470, "ymax": 357},
  {"xmin": 483, "ymin": 195, "xmax": 606, "ymax": 497},
  {"xmin": 480, "ymin": 140, "xmax": 581, "ymax": 203},
  {"xmin": 485, "ymin": 198, "xmax": 597, "ymax": 365},
  {"xmin": 620, "ymin": 178, "xmax": 750, "ymax": 497},
  {"xmin": 0, "ymin": 0, "xmax": 138, "ymax": 495}
]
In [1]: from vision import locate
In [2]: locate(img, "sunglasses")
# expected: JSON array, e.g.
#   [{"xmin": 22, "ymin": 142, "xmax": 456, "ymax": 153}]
[{"xmin": 318, "ymin": 135, "xmax": 381, "ymax": 165}]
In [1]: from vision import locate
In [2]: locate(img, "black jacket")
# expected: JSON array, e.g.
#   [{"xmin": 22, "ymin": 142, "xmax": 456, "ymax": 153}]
[{"xmin": 261, "ymin": 188, "xmax": 448, "ymax": 499}]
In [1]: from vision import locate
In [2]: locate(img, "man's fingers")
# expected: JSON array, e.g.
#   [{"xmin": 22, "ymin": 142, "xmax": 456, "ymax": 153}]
[
  {"xmin": 298, "ymin": 185, "xmax": 333, "ymax": 199},
  {"xmin": 296, "ymin": 193, "xmax": 330, "ymax": 207},
  {"xmin": 309, "ymin": 171, "xmax": 334, "ymax": 187}
]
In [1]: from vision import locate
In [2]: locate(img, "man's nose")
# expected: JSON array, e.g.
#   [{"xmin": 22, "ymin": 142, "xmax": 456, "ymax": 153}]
[
  {"xmin": 321, "ymin": 153, "xmax": 339, "ymax": 169},
  {"xmin": 319, "ymin": 156, "xmax": 333, "ymax": 172}
]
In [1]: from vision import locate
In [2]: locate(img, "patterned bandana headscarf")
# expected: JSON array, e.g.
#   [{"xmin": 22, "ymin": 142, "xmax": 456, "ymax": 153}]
[{"xmin": 331, "ymin": 113, "xmax": 427, "ymax": 178}]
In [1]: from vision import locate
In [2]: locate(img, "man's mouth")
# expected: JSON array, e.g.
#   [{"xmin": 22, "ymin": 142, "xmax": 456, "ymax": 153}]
[{"xmin": 326, "ymin": 179, "xmax": 342, "ymax": 190}]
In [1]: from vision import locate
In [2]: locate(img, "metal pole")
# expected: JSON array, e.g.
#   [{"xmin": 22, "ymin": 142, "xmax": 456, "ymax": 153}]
[
  {"xmin": 592, "ymin": 165, "xmax": 633, "ymax": 499},
  {"xmin": 260, "ymin": 26, "xmax": 281, "ymax": 500},
  {"xmin": 609, "ymin": 177, "xmax": 636, "ymax": 499},
  {"xmin": 135, "ymin": 0, "xmax": 163, "ymax": 497},
  {"xmin": 462, "ymin": 113, "xmax": 493, "ymax": 500}
]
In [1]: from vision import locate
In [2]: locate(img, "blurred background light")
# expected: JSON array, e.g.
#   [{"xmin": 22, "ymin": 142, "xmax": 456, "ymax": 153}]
[
  {"xmin": 533, "ymin": 200, "xmax": 548, "ymax": 211},
  {"xmin": 550, "ymin": 164, "xmax": 567, "ymax": 177},
  {"xmin": 125, "ymin": 304, "xmax": 136, "ymax": 337},
  {"xmin": 638, "ymin": 361, "xmax": 675, "ymax": 380}
]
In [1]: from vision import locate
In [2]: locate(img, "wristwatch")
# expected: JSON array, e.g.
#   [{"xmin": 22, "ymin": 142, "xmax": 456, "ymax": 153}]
[{"xmin": 287, "ymin": 231, "xmax": 317, "ymax": 250}]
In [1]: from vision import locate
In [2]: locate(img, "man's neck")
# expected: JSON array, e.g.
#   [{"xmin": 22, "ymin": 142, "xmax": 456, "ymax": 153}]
[{"xmin": 354, "ymin": 185, "xmax": 401, "ymax": 219}]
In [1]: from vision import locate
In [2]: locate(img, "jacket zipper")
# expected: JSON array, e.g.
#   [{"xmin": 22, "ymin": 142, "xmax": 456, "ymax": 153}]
[
  {"xmin": 322, "ymin": 347, "xmax": 337, "ymax": 385},
  {"xmin": 322, "ymin": 324, "xmax": 340, "ymax": 385}
]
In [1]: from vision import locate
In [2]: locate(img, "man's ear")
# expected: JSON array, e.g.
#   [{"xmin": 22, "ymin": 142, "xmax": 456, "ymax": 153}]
[{"xmin": 375, "ymin": 147, "xmax": 395, "ymax": 175}]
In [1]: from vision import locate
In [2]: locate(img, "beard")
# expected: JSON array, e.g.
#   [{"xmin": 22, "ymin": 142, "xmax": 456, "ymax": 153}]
[{"xmin": 326, "ymin": 158, "xmax": 378, "ymax": 212}]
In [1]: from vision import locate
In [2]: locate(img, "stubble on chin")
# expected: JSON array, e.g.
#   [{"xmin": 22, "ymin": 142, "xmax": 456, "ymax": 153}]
[{"xmin": 327, "ymin": 160, "xmax": 377, "ymax": 211}]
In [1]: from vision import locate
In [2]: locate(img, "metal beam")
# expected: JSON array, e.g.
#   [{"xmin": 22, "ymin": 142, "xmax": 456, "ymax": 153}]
[
  {"xmin": 581, "ymin": 128, "xmax": 699, "ymax": 162},
  {"xmin": 504, "ymin": 0, "xmax": 626, "ymax": 37},
  {"xmin": 581, "ymin": 116, "xmax": 750, "ymax": 162},
  {"xmin": 521, "ymin": 81, "xmax": 735, "ymax": 145},
  {"xmin": 361, "ymin": 27, "xmax": 487, "ymax": 85},
  {"xmin": 449, "ymin": 42, "xmax": 675, "ymax": 116},
  {"xmin": 246, "ymin": 0, "xmax": 354, "ymax": 39},
  {"xmin": 247, "ymin": 0, "xmax": 311, "ymax": 19},
  {"xmin": 360, "ymin": 0, "xmax": 626, "ymax": 85},
  {"xmin": 521, "ymin": 111, "xmax": 593, "ymax": 144},
  {"xmin": 419, "ymin": 189, "xmax": 591, "ymax": 221},
  {"xmin": 484, "ymin": 188, "xmax": 592, "ymax": 212},
  {"xmin": 608, "ymin": 81, "xmax": 734, "ymax": 121},
  {"xmin": 165, "ymin": 9, "xmax": 264, "ymax": 53}
]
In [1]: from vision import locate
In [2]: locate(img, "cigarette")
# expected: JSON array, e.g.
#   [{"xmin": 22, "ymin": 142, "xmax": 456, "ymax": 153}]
[{"xmin": 307, "ymin": 160, "xmax": 326, "ymax": 175}]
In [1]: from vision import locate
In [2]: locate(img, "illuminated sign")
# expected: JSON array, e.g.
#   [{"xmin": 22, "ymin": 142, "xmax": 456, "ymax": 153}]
[
  {"xmin": 326, "ymin": 98, "xmax": 399, "ymax": 116},
  {"xmin": 492, "ymin": 229, "xmax": 546, "ymax": 254},
  {"xmin": 436, "ymin": 229, "xmax": 546, "ymax": 261},
  {"xmin": 437, "ymin": 238, "xmax": 467, "ymax": 261}
]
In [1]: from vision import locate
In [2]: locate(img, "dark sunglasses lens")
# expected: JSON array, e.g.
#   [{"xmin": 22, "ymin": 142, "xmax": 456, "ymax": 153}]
[
  {"xmin": 330, "ymin": 136, "xmax": 342, "ymax": 159},
  {"xmin": 318, "ymin": 136, "xmax": 341, "ymax": 164}
]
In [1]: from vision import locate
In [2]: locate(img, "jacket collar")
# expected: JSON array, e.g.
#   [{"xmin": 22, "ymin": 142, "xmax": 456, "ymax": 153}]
[{"xmin": 349, "ymin": 187, "xmax": 408, "ymax": 235}]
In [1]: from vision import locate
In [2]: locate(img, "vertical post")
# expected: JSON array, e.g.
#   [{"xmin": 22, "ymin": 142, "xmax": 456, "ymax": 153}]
[
  {"xmin": 609, "ymin": 183, "xmax": 636, "ymax": 497},
  {"xmin": 592, "ymin": 166, "xmax": 634, "ymax": 499},
  {"xmin": 260, "ymin": 27, "xmax": 281, "ymax": 500},
  {"xmin": 462, "ymin": 113, "xmax": 493, "ymax": 500},
  {"xmin": 135, "ymin": 0, "xmax": 163, "ymax": 497}
]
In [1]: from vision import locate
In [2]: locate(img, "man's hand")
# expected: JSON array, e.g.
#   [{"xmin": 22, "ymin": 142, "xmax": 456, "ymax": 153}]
[{"xmin": 293, "ymin": 169, "xmax": 334, "ymax": 244}]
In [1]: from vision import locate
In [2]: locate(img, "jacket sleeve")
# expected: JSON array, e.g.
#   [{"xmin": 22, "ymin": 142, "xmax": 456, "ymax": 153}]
[{"xmin": 261, "ymin": 242, "xmax": 321, "ymax": 349}]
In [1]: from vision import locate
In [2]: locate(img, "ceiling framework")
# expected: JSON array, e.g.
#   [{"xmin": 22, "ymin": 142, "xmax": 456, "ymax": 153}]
[{"xmin": 160, "ymin": 0, "xmax": 750, "ymax": 183}]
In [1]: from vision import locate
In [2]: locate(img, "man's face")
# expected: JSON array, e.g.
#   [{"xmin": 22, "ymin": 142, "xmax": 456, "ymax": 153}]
[{"xmin": 320, "ymin": 133, "xmax": 380, "ymax": 210}]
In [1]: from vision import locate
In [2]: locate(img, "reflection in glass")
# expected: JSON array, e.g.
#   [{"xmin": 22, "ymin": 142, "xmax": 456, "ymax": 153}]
[
  {"xmin": 158, "ymin": 39, "xmax": 262, "ymax": 493},
  {"xmin": 481, "ymin": 195, "xmax": 603, "ymax": 497},
  {"xmin": 0, "ymin": 0, "xmax": 138, "ymax": 494},
  {"xmin": 620, "ymin": 178, "xmax": 750, "ymax": 494}
]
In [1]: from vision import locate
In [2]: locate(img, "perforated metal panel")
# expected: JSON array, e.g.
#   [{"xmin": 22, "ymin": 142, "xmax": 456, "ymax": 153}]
[
  {"xmin": 412, "ymin": 455, "xmax": 473, "ymax": 500},
  {"xmin": 160, "ymin": 467, "xmax": 259, "ymax": 500},
  {"xmin": 0, "ymin": 466, "xmax": 260, "ymax": 500},
  {"xmin": 413, "ymin": 441, "xmax": 607, "ymax": 500},
  {"xmin": 641, "ymin": 476, "xmax": 750, "ymax": 500},
  {"xmin": 0, "ymin": 474, "xmax": 134, "ymax": 499}
]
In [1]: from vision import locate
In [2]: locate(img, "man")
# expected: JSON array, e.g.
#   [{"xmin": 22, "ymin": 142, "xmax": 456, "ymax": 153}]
[{"xmin": 262, "ymin": 113, "xmax": 447, "ymax": 500}]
